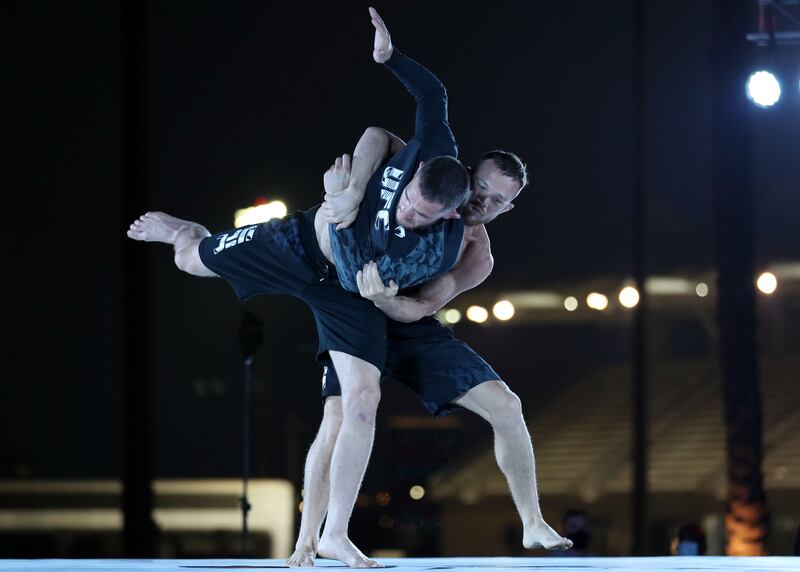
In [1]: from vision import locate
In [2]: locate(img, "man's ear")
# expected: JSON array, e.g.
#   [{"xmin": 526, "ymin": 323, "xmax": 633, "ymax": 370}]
[
  {"xmin": 501, "ymin": 203, "xmax": 515, "ymax": 214},
  {"xmin": 443, "ymin": 209, "xmax": 461, "ymax": 220},
  {"xmin": 415, "ymin": 161, "xmax": 425, "ymax": 174}
]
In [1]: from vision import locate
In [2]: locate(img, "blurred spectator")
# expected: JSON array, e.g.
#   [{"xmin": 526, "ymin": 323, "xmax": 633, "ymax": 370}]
[
  {"xmin": 555, "ymin": 509, "xmax": 592, "ymax": 556},
  {"xmin": 670, "ymin": 523, "xmax": 707, "ymax": 555}
]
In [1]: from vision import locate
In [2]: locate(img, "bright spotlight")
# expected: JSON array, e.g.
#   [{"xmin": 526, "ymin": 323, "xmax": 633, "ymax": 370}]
[
  {"xmin": 746, "ymin": 71, "xmax": 781, "ymax": 108},
  {"xmin": 444, "ymin": 308, "xmax": 462, "ymax": 324},
  {"xmin": 757, "ymin": 272, "xmax": 777, "ymax": 295},
  {"xmin": 234, "ymin": 200, "xmax": 288, "ymax": 227},
  {"xmin": 466, "ymin": 305, "xmax": 489, "ymax": 323},
  {"xmin": 492, "ymin": 300, "xmax": 515, "ymax": 321},
  {"xmin": 586, "ymin": 292, "xmax": 609, "ymax": 311},
  {"xmin": 409, "ymin": 485, "xmax": 425, "ymax": 500},
  {"xmin": 564, "ymin": 296, "xmax": 578, "ymax": 312},
  {"xmin": 696, "ymin": 282, "xmax": 709, "ymax": 298},
  {"xmin": 618, "ymin": 286, "xmax": 640, "ymax": 309}
]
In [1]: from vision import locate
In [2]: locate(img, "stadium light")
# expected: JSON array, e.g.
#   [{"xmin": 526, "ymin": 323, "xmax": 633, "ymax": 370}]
[
  {"xmin": 444, "ymin": 308, "xmax": 462, "ymax": 324},
  {"xmin": 492, "ymin": 300, "xmax": 515, "ymax": 321},
  {"xmin": 586, "ymin": 293, "xmax": 609, "ymax": 311},
  {"xmin": 746, "ymin": 70, "xmax": 781, "ymax": 108},
  {"xmin": 466, "ymin": 306, "xmax": 489, "ymax": 323},
  {"xmin": 619, "ymin": 286, "xmax": 640, "ymax": 309},
  {"xmin": 757, "ymin": 272, "xmax": 778, "ymax": 295},
  {"xmin": 234, "ymin": 199, "xmax": 287, "ymax": 227}
]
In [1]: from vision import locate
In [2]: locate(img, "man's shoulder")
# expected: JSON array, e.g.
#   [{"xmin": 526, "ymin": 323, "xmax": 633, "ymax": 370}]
[
  {"xmin": 464, "ymin": 224, "xmax": 490, "ymax": 247},
  {"xmin": 458, "ymin": 224, "xmax": 492, "ymax": 268},
  {"xmin": 464, "ymin": 223, "xmax": 488, "ymax": 238}
]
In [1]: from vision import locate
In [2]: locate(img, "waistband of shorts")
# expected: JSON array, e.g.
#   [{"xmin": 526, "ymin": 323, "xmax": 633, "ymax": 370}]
[{"xmin": 297, "ymin": 205, "xmax": 337, "ymax": 281}]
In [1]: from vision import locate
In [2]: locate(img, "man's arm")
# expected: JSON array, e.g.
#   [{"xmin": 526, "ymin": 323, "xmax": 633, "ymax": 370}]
[
  {"xmin": 343, "ymin": 126, "xmax": 406, "ymax": 201},
  {"xmin": 357, "ymin": 227, "xmax": 494, "ymax": 323},
  {"xmin": 370, "ymin": 8, "xmax": 455, "ymax": 151},
  {"xmin": 322, "ymin": 127, "xmax": 407, "ymax": 229}
]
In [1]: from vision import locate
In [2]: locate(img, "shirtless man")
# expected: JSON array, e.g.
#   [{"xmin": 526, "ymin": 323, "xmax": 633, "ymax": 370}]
[
  {"xmin": 287, "ymin": 137, "xmax": 572, "ymax": 566},
  {"xmin": 285, "ymin": 11, "xmax": 570, "ymax": 566}
]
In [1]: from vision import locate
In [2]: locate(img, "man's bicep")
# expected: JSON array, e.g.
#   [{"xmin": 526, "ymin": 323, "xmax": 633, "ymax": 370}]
[
  {"xmin": 410, "ymin": 274, "xmax": 460, "ymax": 316},
  {"xmin": 414, "ymin": 254, "xmax": 492, "ymax": 315},
  {"xmin": 385, "ymin": 130, "xmax": 407, "ymax": 154},
  {"xmin": 448, "ymin": 252, "xmax": 493, "ymax": 295}
]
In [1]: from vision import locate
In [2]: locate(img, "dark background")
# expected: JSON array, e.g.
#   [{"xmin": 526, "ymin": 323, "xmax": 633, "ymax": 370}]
[{"xmin": 4, "ymin": 0, "xmax": 798, "ymax": 537}]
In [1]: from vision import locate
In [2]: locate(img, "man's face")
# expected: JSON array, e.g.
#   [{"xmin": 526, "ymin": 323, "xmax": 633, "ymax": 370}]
[
  {"xmin": 462, "ymin": 159, "xmax": 520, "ymax": 226},
  {"xmin": 395, "ymin": 168, "xmax": 459, "ymax": 230}
]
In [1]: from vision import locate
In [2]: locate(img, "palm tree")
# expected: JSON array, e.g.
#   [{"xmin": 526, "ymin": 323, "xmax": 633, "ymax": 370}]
[{"xmin": 711, "ymin": 0, "xmax": 768, "ymax": 556}]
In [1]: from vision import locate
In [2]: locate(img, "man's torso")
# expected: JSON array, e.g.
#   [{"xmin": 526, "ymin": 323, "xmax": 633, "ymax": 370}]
[{"xmin": 328, "ymin": 141, "xmax": 464, "ymax": 292}]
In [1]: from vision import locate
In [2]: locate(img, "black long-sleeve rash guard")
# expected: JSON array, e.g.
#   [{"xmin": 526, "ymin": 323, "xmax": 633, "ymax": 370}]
[{"xmin": 328, "ymin": 49, "xmax": 465, "ymax": 294}]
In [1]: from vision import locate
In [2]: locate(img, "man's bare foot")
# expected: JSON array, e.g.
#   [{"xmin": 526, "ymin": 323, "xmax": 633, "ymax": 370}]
[
  {"xmin": 523, "ymin": 518, "xmax": 573, "ymax": 551},
  {"xmin": 285, "ymin": 544, "xmax": 317, "ymax": 567},
  {"xmin": 127, "ymin": 211, "xmax": 196, "ymax": 244},
  {"xmin": 318, "ymin": 534, "xmax": 382, "ymax": 568}
]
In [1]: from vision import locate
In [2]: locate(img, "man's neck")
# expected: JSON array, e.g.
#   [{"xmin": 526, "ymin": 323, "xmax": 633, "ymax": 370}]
[{"xmin": 464, "ymin": 223, "xmax": 487, "ymax": 237}]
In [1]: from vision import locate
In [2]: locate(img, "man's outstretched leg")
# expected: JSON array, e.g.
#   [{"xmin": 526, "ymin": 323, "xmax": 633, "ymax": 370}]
[
  {"xmin": 286, "ymin": 397, "xmax": 343, "ymax": 567},
  {"xmin": 318, "ymin": 351, "xmax": 382, "ymax": 568},
  {"xmin": 127, "ymin": 211, "xmax": 216, "ymax": 277},
  {"xmin": 129, "ymin": 211, "xmax": 383, "ymax": 565},
  {"xmin": 453, "ymin": 380, "xmax": 572, "ymax": 551}
]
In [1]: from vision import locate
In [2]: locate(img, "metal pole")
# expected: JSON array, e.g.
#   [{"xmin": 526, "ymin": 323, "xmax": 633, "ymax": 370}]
[
  {"xmin": 240, "ymin": 355, "xmax": 254, "ymax": 556},
  {"xmin": 630, "ymin": 0, "xmax": 649, "ymax": 556}
]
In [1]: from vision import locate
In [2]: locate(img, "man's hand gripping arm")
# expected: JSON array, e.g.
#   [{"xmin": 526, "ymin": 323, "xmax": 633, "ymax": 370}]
[
  {"xmin": 322, "ymin": 127, "xmax": 406, "ymax": 229},
  {"xmin": 357, "ymin": 227, "xmax": 494, "ymax": 323}
]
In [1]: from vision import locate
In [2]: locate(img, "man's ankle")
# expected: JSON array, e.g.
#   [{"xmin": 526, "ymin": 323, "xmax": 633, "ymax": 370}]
[
  {"xmin": 525, "ymin": 514, "xmax": 545, "ymax": 526},
  {"xmin": 320, "ymin": 528, "xmax": 347, "ymax": 540},
  {"xmin": 295, "ymin": 537, "xmax": 318, "ymax": 551}
]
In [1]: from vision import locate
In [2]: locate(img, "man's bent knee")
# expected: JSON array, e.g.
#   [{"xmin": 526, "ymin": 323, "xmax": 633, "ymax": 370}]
[
  {"xmin": 321, "ymin": 397, "xmax": 344, "ymax": 433},
  {"xmin": 327, "ymin": 351, "xmax": 381, "ymax": 422},
  {"xmin": 482, "ymin": 382, "xmax": 524, "ymax": 426},
  {"xmin": 341, "ymin": 383, "xmax": 381, "ymax": 420},
  {"xmin": 175, "ymin": 244, "xmax": 216, "ymax": 277}
]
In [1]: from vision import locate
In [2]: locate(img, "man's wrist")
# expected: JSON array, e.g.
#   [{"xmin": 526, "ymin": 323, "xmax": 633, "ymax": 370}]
[
  {"xmin": 381, "ymin": 47, "xmax": 396, "ymax": 64},
  {"xmin": 343, "ymin": 183, "xmax": 367, "ymax": 199}
]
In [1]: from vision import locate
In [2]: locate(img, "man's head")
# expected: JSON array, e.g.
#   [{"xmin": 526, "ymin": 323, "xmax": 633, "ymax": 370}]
[
  {"xmin": 462, "ymin": 150, "xmax": 528, "ymax": 226},
  {"xmin": 395, "ymin": 156, "xmax": 471, "ymax": 230},
  {"xmin": 671, "ymin": 524, "xmax": 707, "ymax": 556}
]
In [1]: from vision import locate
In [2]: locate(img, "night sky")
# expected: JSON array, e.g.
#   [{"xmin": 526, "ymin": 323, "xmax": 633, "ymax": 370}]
[{"xmin": 5, "ymin": 1, "xmax": 799, "ymax": 485}]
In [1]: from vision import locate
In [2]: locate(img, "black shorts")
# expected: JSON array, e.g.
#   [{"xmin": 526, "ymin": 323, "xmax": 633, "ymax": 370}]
[
  {"xmin": 198, "ymin": 208, "xmax": 387, "ymax": 372},
  {"xmin": 321, "ymin": 316, "xmax": 500, "ymax": 416}
]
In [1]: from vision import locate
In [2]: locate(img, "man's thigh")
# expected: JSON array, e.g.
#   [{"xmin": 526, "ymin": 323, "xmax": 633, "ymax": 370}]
[
  {"xmin": 197, "ymin": 215, "xmax": 315, "ymax": 300},
  {"xmin": 388, "ymin": 325, "xmax": 501, "ymax": 417},
  {"xmin": 305, "ymin": 281, "xmax": 388, "ymax": 374}
]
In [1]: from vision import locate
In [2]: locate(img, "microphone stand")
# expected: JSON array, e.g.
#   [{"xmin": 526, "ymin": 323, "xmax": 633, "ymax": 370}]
[{"xmin": 238, "ymin": 311, "xmax": 263, "ymax": 557}]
